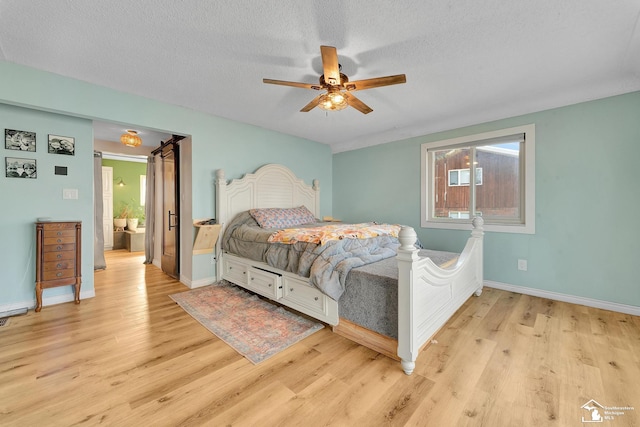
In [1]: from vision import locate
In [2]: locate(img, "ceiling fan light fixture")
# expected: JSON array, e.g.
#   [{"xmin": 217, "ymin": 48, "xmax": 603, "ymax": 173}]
[
  {"xmin": 263, "ymin": 45, "xmax": 406, "ymax": 114},
  {"xmin": 318, "ymin": 91, "xmax": 348, "ymax": 111},
  {"xmin": 120, "ymin": 130, "xmax": 142, "ymax": 147}
]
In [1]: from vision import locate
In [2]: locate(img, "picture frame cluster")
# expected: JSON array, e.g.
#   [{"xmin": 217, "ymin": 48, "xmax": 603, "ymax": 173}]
[{"xmin": 4, "ymin": 129, "xmax": 75, "ymax": 179}]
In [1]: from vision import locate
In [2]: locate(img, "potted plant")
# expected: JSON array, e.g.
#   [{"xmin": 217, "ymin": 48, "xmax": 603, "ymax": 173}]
[
  {"xmin": 113, "ymin": 203, "xmax": 130, "ymax": 231},
  {"xmin": 115, "ymin": 201, "xmax": 144, "ymax": 232}
]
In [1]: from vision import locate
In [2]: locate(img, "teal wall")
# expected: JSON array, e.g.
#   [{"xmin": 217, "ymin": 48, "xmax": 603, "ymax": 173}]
[
  {"xmin": 0, "ymin": 103, "xmax": 94, "ymax": 308},
  {"xmin": 334, "ymin": 92, "xmax": 640, "ymax": 307},
  {"xmin": 0, "ymin": 61, "xmax": 332, "ymax": 307},
  {"xmin": 3, "ymin": 58, "xmax": 637, "ymax": 310},
  {"xmin": 102, "ymin": 159, "xmax": 147, "ymax": 219}
]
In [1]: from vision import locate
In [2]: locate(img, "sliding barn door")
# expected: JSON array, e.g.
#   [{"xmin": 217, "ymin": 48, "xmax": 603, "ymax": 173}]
[{"xmin": 160, "ymin": 142, "xmax": 179, "ymax": 279}]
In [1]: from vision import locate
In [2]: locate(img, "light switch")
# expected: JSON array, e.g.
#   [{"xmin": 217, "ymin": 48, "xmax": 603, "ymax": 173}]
[{"xmin": 63, "ymin": 189, "xmax": 78, "ymax": 200}]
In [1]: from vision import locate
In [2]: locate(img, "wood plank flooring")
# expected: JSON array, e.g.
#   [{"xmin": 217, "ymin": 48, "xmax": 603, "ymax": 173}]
[{"xmin": 1, "ymin": 250, "xmax": 639, "ymax": 426}]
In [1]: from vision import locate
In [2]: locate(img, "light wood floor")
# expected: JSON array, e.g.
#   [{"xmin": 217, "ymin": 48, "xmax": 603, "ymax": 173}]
[{"xmin": 1, "ymin": 250, "xmax": 639, "ymax": 426}]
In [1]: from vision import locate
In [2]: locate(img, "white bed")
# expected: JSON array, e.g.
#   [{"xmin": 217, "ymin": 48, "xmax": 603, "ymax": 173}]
[{"xmin": 215, "ymin": 163, "xmax": 484, "ymax": 375}]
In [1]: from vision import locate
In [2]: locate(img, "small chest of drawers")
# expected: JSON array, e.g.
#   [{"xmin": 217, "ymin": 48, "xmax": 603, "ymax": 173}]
[{"xmin": 35, "ymin": 221, "xmax": 82, "ymax": 312}]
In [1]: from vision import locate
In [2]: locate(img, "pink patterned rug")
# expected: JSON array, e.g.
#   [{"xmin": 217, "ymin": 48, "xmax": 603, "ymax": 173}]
[{"xmin": 170, "ymin": 281, "xmax": 323, "ymax": 364}]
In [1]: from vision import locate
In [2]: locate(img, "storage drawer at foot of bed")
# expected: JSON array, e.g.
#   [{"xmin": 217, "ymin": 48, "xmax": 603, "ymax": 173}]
[
  {"xmin": 246, "ymin": 267, "xmax": 282, "ymax": 299},
  {"xmin": 222, "ymin": 258, "xmax": 248, "ymax": 286},
  {"xmin": 282, "ymin": 276, "xmax": 326, "ymax": 316}
]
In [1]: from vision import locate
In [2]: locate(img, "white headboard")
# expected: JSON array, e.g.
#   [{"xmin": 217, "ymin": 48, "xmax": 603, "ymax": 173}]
[{"xmin": 215, "ymin": 164, "xmax": 320, "ymax": 230}]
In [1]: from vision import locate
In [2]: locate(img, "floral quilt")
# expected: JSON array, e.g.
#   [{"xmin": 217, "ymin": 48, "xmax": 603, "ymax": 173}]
[{"xmin": 267, "ymin": 222, "xmax": 401, "ymax": 246}]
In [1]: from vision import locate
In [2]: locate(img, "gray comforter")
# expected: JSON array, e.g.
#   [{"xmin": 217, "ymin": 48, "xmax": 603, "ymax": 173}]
[{"xmin": 222, "ymin": 211, "xmax": 400, "ymax": 300}]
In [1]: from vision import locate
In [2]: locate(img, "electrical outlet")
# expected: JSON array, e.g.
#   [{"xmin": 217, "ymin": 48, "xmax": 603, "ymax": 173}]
[{"xmin": 517, "ymin": 259, "xmax": 528, "ymax": 271}]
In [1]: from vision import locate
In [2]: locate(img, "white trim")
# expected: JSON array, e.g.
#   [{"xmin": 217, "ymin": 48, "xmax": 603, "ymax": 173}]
[
  {"xmin": 421, "ymin": 124, "xmax": 536, "ymax": 234},
  {"xmin": 101, "ymin": 152, "xmax": 148, "ymax": 163},
  {"xmin": 485, "ymin": 280, "xmax": 640, "ymax": 316},
  {"xmin": 180, "ymin": 275, "xmax": 215, "ymax": 289}
]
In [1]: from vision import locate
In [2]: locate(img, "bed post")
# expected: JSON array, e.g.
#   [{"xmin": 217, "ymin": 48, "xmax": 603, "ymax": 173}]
[
  {"xmin": 396, "ymin": 226, "xmax": 420, "ymax": 375},
  {"xmin": 215, "ymin": 169, "xmax": 227, "ymax": 281},
  {"xmin": 471, "ymin": 216, "xmax": 484, "ymax": 296},
  {"xmin": 312, "ymin": 179, "xmax": 320, "ymax": 218}
]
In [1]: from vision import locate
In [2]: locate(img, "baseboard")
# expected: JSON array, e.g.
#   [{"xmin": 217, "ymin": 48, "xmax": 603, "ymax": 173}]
[
  {"xmin": 0, "ymin": 289, "xmax": 96, "ymax": 314},
  {"xmin": 190, "ymin": 277, "xmax": 215, "ymax": 288},
  {"xmin": 485, "ymin": 280, "xmax": 640, "ymax": 316},
  {"xmin": 179, "ymin": 274, "xmax": 215, "ymax": 289}
]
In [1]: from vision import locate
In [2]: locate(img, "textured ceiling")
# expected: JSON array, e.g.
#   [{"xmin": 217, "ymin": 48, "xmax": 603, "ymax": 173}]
[{"xmin": 1, "ymin": 1, "xmax": 639, "ymax": 153}]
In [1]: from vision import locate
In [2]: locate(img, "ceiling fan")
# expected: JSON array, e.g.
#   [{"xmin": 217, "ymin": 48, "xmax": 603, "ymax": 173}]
[{"xmin": 263, "ymin": 45, "xmax": 406, "ymax": 114}]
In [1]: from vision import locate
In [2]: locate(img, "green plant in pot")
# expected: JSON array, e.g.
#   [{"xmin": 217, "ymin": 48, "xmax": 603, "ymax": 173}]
[
  {"xmin": 128, "ymin": 205, "xmax": 145, "ymax": 231},
  {"xmin": 113, "ymin": 203, "xmax": 131, "ymax": 231},
  {"xmin": 114, "ymin": 201, "xmax": 144, "ymax": 231}
]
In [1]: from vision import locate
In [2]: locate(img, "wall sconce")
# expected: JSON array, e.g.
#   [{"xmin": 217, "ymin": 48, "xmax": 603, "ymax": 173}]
[{"xmin": 114, "ymin": 177, "xmax": 126, "ymax": 187}]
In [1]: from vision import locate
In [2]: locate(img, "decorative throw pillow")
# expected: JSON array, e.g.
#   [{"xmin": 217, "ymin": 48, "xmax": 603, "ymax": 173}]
[{"xmin": 249, "ymin": 206, "xmax": 316, "ymax": 229}]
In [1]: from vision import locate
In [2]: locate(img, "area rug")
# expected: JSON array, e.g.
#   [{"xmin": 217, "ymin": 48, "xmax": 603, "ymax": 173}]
[{"xmin": 170, "ymin": 280, "xmax": 323, "ymax": 364}]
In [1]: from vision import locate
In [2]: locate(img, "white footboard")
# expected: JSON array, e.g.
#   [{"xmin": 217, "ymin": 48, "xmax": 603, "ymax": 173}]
[{"xmin": 396, "ymin": 217, "xmax": 484, "ymax": 375}]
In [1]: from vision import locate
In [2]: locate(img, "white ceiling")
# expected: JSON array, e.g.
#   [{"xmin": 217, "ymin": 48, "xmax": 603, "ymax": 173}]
[
  {"xmin": 1, "ymin": 1, "xmax": 639, "ymax": 153},
  {"xmin": 93, "ymin": 120, "xmax": 172, "ymax": 148}
]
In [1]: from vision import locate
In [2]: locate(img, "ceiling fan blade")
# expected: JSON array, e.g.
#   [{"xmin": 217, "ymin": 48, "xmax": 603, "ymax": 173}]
[
  {"xmin": 263, "ymin": 78, "xmax": 322, "ymax": 90},
  {"xmin": 344, "ymin": 93, "xmax": 373, "ymax": 114},
  {"xmin": 320, "ymin": 45, "xmax": 341, "ymax": 86},
  {"xmin": 300, "ymin": 94, "xmax": 323, "ymax": 112},
  {"xmin": 344, "ymin": 74, "xmax": 406, "ymax": 91}
]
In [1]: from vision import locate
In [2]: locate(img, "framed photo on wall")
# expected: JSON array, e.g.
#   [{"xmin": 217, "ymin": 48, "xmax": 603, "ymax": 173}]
[
  {"xmin": 5, "ymin": 157, "xmax": 37, "ymax": 179},
  {"xmin": 48, "ymin": 134, "xmax": 75, "ymax": 155},
  {"xmin": 5, "ymin": 129, "xmax": 36, "ymax": 152}
]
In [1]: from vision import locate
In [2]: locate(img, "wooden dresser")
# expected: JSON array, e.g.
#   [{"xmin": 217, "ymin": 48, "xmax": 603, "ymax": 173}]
[{"xmin": 35, "ymin": 221, "xmax": 82, "ymax": 312}]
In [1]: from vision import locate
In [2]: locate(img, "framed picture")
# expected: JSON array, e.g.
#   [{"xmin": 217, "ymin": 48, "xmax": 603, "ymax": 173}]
[
  {"xmin": 5, "ymin": 157, "xmax": 37, "ymax": 179},
  {"xmin": 48, "ymin": 134, "xmax": 75, "ymax": 155},
  {"xmin": 5, "ymin": 129, "xmax": 36, "ymax": 152}
]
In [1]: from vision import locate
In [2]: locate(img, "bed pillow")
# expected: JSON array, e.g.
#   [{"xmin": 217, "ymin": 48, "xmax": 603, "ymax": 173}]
[{"xmin": 249, "ymin": 206, "xmax": 316, "ymax": 229}]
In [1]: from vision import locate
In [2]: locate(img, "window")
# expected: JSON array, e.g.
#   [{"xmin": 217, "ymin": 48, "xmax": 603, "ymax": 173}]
[
  {"xmin": 140, "ymin": 175, "xmax": 146, "ymax": 206},
  {"xmin": 421, "ymin": 124, "xmax": 535, "ymax": 234},
  {"xmin": 448, "ymin": 168, "xmax": 483, "ymax": 186}
]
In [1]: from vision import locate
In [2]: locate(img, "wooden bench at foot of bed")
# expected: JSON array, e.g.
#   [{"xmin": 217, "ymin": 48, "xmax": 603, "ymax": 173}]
[{"xmin": 333, "ymin": 319, "xmax": 400, "ymax": 361}]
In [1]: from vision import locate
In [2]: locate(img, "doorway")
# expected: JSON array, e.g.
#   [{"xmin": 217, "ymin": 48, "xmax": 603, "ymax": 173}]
[{"xmin": 93, "ymin": 121, "xmax": 173, "ymax": 270}]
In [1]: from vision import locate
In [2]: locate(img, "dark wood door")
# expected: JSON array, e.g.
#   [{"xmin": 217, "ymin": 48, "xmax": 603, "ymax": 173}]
[{"xmin": 161, "ymin": 142, "xmax": 179, "ymax": 279}]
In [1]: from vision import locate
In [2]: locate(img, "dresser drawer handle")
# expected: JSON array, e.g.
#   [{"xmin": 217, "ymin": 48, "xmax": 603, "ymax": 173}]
[
  {"xmin": 57, "ymin": 263, "xmax": 62, "ymax": 268},
  {"xmin": 57, "ymin": 254, "xmax": 62, "ymax": 259},
  {"xmin": 268, "ymin": 283, "xmax": 272, "ymax": 287},
  {"xmin": 290, "ymin": 288, "xmax": 294, "ymax": 292},
  {"xmin": 314, "ymin": 297, "xmax": 319, "ymax": 301},
  {"xmin": 57, "ymin": 231, "xmax": 62, "ymax": 236},
  {"xmin": 57, "ymin": 239, "xmax": 62, "ymax": 243},
  {"xmin": 57, "ymin": 246, "xmax": 63, "ymax": 250},
  {"xmin": 56, "ymin": 272, "xmax": 62, "ymax": 277}
]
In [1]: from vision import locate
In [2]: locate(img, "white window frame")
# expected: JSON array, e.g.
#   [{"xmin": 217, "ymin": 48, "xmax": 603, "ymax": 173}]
[
  {"xmin": 421, "ymin": 124, "xmax": 535, "ymax": 234},
  {"xmin": 140, "ymin": 175, "xmax": 146, "ymax": 206},
  {"xmin": 448, "ymin": 167, "xmax": 483, "ymax": 186}
]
